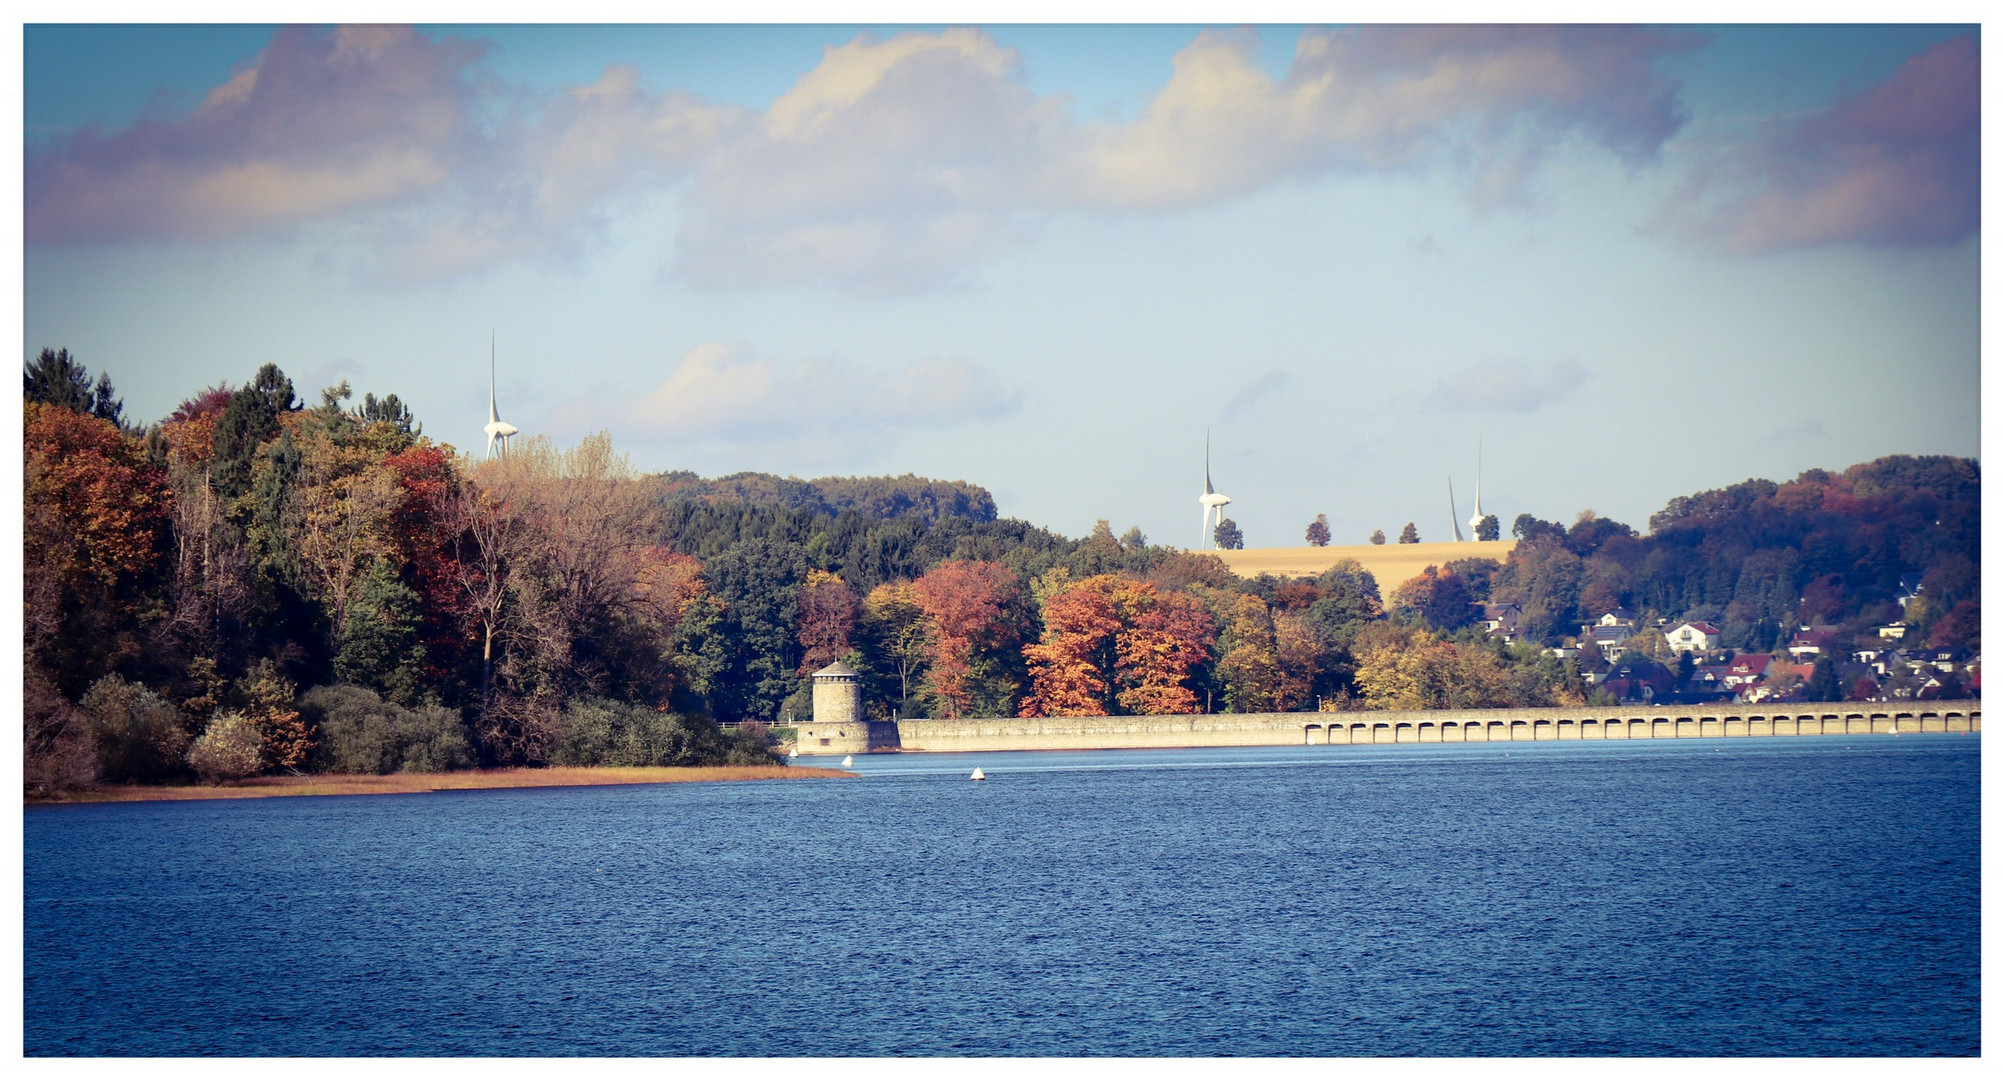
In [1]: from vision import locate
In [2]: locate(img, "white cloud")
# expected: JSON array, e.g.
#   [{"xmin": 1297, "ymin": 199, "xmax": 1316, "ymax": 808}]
[{"xmin": 29, "ymin": 25, "xmax": 1697, "ymax": 290}]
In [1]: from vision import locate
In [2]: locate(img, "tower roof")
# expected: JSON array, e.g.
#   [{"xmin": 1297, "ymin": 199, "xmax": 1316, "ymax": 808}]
[{"xmin": 812, "ymin": 661, "xmax": 859, "ymax": 678}]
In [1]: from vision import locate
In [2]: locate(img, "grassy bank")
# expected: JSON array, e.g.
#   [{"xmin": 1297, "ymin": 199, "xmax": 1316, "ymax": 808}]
[{"xmin": 28, "ymin": 764, "xmax": 856, "ymax": 805}]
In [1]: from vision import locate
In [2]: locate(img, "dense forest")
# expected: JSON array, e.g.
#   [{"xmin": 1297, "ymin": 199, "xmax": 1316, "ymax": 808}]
[{"xmin": 22, "ymin": 349, "xmax": 1980, "ymax": 794}]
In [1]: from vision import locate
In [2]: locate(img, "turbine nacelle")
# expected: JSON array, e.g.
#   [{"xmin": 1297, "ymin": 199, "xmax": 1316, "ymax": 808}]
[{"xmin": 484, "ymin": 419, "xmax": 518, "ymax": 458}]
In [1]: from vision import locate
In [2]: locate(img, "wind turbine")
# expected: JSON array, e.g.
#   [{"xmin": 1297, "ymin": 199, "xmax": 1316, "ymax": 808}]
[
  {"xmin": 1199, "ymin": 428, "xmax": 1232, "ymax": 548},
  {"xmin": 1467, "ymin": 436, "xmax": 1486, "ymax": 540},
  {"xmin": 1449, "ymin": 476, "xmax": 1465, "ymax": 542},
  {"xmin": 483, "ymin": 331, "xmax": 518, "ymax": 459}
]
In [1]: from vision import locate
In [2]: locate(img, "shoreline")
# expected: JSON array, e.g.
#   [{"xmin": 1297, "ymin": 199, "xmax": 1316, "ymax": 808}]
[{"xmin": 26, "ymin": 764, "xmax": 856, "ymax": 806}]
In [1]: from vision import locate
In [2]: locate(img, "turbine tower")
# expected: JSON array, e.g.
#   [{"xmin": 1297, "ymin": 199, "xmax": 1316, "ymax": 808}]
[
  {"xmin": 1199, "ymin": 428, "xmax": 1232, "ymax": 548},
  {"xmin": 483, "ymin": 331, "xmax": 518, "ymax": 459},
  {"xmin": 1449, "ymin": 476, "xmax": 1465, "ymax": 542},
  {"xmin": 1467, "ymin": 436, "xmax": 1486, "ymax": 539}
]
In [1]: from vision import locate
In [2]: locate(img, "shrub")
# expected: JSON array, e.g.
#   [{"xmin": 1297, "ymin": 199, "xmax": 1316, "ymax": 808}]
[
  {"xmin": 187, "ymin": 711, "xmax": 264, "ymax": 784},
  {"xmin": 81, "ymin": 675, "xmax": 192, "ymax": 783},
  {"xmin": 720, "ymin": 724, "xmax": 782, "ymax": 767},
  {"xmin": 552, "ymin": 698, "xmax": 712, "ymax": 767},
  {"xmin": 25, "ymin": 670, "xmax": 97, "ymax": 796},
  {"xmin": 299, "ymin": 684, "xmax": 475, "ymax": 775}
]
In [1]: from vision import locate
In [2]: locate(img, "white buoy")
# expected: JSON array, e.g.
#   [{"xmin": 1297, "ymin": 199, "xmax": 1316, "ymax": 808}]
[
  {"xmin": 841, "ymin": 755, "xmax": 853, "ymax": 767},
  {"xmin": 970, "ymin": 767, "xmax": 986, "ymax": 781},
  {"xmin": 787, "ymin": 747, "xmax": 797, "ymax": 759}
]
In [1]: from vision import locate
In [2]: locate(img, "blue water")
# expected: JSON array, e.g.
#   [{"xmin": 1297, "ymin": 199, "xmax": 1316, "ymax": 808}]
[{"xmin": 25, "ymin": 735, "xmax": 1980, "ymax": 1056}]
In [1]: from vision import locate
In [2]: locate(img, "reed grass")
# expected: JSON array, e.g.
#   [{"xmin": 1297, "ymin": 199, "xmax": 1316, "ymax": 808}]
[{"xmin": 30, "ymin": 764, "xmax": 855, "ymax": 805}]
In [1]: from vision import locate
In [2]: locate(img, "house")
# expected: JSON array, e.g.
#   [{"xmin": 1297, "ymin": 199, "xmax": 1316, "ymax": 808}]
[
  {"xmin": 1592, "ymin": 607, "xmax": 1636, "ymax": 628},
  {"xmin": 1482, "ymin": 602, "xmax": 1522, "ymax": 644},
  {"xmin": 1876, "ymin": 622, "xmax": 1908, "ymax": 640},
  {"xmin": 1786, "ymin": 628, "xmax": 1839, "ymax": 660},
  {"xmin": 1600, "ymin": 659, "xmax": 1673, "ymax": 703},
  {"xmin": 1665, "ymin": 621, "xmax": 1721, "ymax": 654},
  {"xmin": 1722, "ymin": 653, "xmax": 1773, "ymax": 689},
  {"xmin": 1587, "ymin": 622, "xmax": 1636, "ymax": 658},
  {"xmin": 1922, "ymin": 647, "xmax": 1965, "ymax": 672}
]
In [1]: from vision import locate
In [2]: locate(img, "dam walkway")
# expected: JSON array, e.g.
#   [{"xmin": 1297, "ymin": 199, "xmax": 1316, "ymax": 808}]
[{"xmin": 867, "ymin": 701, "xmax": 1980, "ymax": 753}]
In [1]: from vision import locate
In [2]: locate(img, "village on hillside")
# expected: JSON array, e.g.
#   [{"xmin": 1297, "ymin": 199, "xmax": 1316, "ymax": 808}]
[{"xmin": 1478, "ymin": 573, "xmax": 1979, "ymax": 707}]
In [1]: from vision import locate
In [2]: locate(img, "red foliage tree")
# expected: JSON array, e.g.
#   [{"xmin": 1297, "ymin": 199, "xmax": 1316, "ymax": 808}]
[
  {"xmin": 911, "ymin": 559, "xmax": 1021, "ymax": 718},
  {"xmin": 796, "ymin": 570, "xmax": 860, "ymax": 674},
  {"xmin": 382, "ymin": 444, "xmax": 472, "ymax": 685}
]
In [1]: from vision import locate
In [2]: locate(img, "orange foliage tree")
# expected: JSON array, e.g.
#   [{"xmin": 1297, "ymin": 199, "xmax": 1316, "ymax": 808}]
[
  {"xmin": 1022, "ymin": 575, "xmax": 1216, "ymax": 717},
  {"xmin": 23, "ymin": 402, "xmax": 173, "ymax": 693}
]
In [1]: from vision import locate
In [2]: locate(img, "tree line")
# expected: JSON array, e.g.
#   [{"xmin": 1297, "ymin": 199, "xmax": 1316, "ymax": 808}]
[{"xmin": 23, "ymin": 347, "xmax": 1978, "ymax": 794}]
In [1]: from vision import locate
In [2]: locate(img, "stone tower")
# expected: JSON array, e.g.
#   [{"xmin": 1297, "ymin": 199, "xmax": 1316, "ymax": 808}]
[{"xmin": 800, "ymin": 661, "xmax": 868, "ymax": 755}]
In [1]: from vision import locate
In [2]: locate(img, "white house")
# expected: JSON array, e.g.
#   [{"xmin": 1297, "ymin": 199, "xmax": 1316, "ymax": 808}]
[{"xmin": 1665, "ymin": 621, "xmax": 1720, "ymax": 654}]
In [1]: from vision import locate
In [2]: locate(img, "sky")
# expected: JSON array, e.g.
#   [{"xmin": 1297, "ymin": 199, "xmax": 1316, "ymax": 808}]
[{"xmin": 18, "ymin": 17, "xmax": 1985, "ymax": 550}]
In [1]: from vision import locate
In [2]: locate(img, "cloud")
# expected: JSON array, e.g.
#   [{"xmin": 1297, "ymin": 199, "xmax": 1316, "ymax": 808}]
[
  {"xmin": 547, "ymin": 342, "xmax": 1019, "ymax": 461},
  {"xmin": 1655, "ymin": 35, "xmax": 1978, "ymax": 254},
  {"xmin": 1425, "ymin": 358, "xmax": 1586, "ymax": 412},
  {"xmin": 26, "ymin": 27, "xmax": 485, "ymax": 244},
  {"xmin": 1062, "ymin": 26, "xmax": 1695, "ymax": 211},
  {"xmin": 679, "ymin": 26, "xmax": 1696, "ymax": 287},
  {"xmin": 25, "ymin": 26, "xmax": 746, "ymax": 280},
  {"xmin": 1221, "ymin": 370, "xmax": 1289, "ymax": 417},
  {"xmin": 26, "ymin": 25, "xmax": 1697, "ymax": 287}
]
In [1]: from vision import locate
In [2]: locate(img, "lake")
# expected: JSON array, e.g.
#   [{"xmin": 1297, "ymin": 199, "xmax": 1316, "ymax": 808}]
[{"xmin": 24, "ymin": 734, "xmax": 1981, "ymax": 1056}]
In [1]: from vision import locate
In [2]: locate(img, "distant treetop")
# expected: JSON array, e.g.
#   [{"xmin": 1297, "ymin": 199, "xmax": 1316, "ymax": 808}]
[{"xmin": 649, "ymin": 470, "xmax": 998, "ymax": 525}]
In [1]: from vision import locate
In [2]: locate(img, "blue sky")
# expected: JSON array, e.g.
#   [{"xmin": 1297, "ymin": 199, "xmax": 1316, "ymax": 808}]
[{"xmin": 20, "ymin": 19, "xmax": 1982, "ymax": 549}]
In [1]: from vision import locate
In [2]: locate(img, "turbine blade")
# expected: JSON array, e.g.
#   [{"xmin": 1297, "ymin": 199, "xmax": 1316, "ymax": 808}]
[
  {"xmin": 1450, "ymin": 477, "xmax": 1464, "ymax": 542},
  {"xmin": 1204, "ymin": 427, "xmax": 1214, "ymax": 495}
]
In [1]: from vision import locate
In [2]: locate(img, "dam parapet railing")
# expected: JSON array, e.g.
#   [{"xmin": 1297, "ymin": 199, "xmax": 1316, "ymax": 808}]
[{"xmin": 877, "ymin": 701, "xmax": 1980, "ymax": 753}]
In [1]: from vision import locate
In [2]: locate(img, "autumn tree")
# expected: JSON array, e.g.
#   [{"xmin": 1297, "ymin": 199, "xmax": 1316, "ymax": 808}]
[
  {"xmin": 1213, "ymin": 592, "xmax": 1282, "ymax": 712},
  {"xmin": 1114, "ymin": 585, "xmax": 1215, "ymax": 715},
  {"xmin": 859, "ymin": 582, "xmax": 930, "ymax": 717},
  {"xmin": 1021, "ymin": 575, "xmax": 1215, "ymax": 717},
  {"xmin": 1398, "ymin": 522, "xmax": 1419, "ymax": 544},
  {"xmin": 234, "ymin": 659, "xmax": 310, "ymax": 771},
  {"xmin": 1214, "ymin": 518, "xmax": 1245, "ymax": 550},
  {"xmin": 1370, "ymin": 529, "xmax": 1386, "ymax": 545},
  {"xmin": 1475, "ymin": 514, "xmax": 1500, "ymax": 541},
  {"xmin": 797, "ymin": 570, "xmax": 860, "ymax": 674},
  {"xmin": 1021, "ymin": 576, "xmax": 1125, "ymax": 716},
  {"xmin": 1305, "ymin": 514, "xmax": 1331, "ymax": 547},
  {"xmin": 23, "ymin": 402, "xmax": 173, "ymax": 695},
  {"xmin": 912, "ymin": 559, "xmax": 1027, "ymax": 718},
  {"xmin": 1390, "ymin": 564, "xmax": 1476, "ymax": 631},
  {"xmin": 1351, "ymin": 625, "xmax": 1514, "ymax": 711},
  {"xmin": 629, "ymin": 549, "xmax": 728, "ymax": 709}
]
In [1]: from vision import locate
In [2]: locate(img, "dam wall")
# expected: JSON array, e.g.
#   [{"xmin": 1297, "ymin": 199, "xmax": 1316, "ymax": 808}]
[{"xmin": 881, "ymin": 701, "xmax": 1980, "ymax": 753}]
